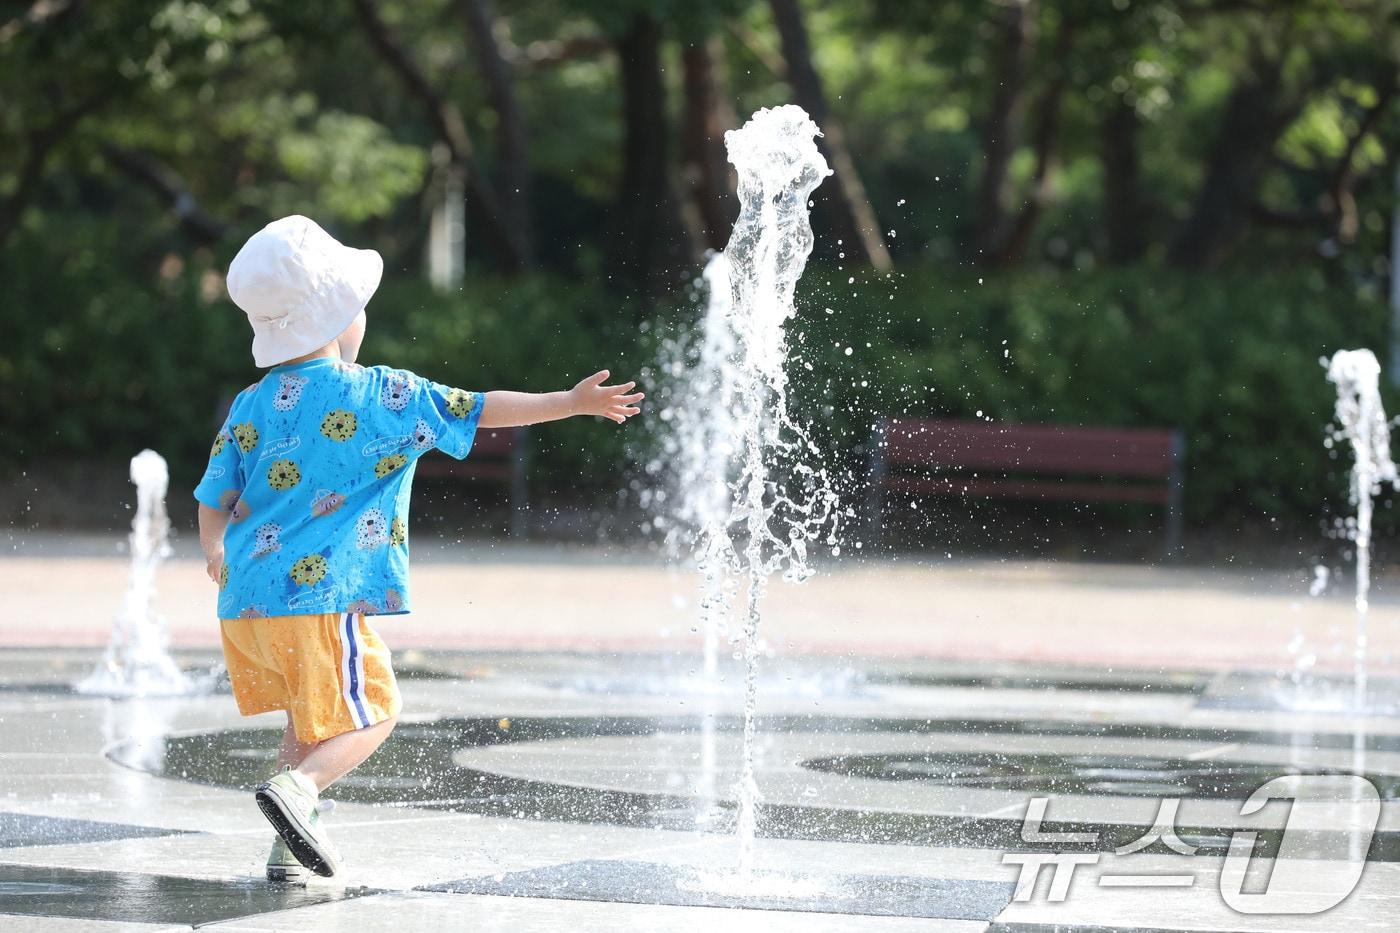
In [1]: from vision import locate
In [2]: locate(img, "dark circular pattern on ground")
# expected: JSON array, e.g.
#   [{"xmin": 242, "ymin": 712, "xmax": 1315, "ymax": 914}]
[
  {"xmin": 109, "ymin": 714, "xmax": 1400, "ymax": 859},
  {"xmin": 798, "ymin": 751, "xmax": 1394, "ymax": 799}
]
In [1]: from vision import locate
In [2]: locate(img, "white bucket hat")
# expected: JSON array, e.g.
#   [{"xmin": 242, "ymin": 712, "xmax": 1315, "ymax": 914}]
[{"xmin": 227, "ymin": 215, "xmax": 383, "ymax": 367}]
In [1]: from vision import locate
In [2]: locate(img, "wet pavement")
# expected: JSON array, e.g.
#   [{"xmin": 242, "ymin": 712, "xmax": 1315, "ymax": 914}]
[{"xmin": 0, "ymin": 648, "xmax": 1398, "ymax": 930}]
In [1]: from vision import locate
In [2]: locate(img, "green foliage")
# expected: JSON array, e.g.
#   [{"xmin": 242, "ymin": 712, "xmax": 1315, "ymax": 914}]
[
  {"xmin": 361, "ymin": 274, "xmax": 654, "ymax": 488},
  {"xmin": 274, "ymin": 112, "xmax": 427, "ymax": 222},
  {"xmin": 3, "ymin": 222, "xmax": 1378, "ymax": 529},
  {"xmin": 568, "ymin": 0, "xmax": 753, "ymax": 40},
  {"xmin": 0, "ymin": 224, "xmax": 649, "ymax": 498},
  {"xmin": 0, "ymin": 227, "xmax": 249, "ymax": 491},
  {"xmin": 2, "ymin": 0, "xmax": 1399, "ymax": 540},
  {"xmin": 792, "ymin": 263, "xmax": 1391, "ymax": 525}
]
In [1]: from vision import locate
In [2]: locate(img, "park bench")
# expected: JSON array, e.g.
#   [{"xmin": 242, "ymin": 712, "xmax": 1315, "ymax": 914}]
[
  {"xmin": 414, "ymin": 426, "xmax": 531, "ymax": 538},
  {"xmin": 867, "ymin": 418, "xmax": 1185, "ymax": 557}
]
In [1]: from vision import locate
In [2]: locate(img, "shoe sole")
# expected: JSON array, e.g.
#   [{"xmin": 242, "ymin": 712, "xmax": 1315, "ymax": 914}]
[{"xmin": 255, "ymin": 783, "xmax": 339, "ymax": 878}]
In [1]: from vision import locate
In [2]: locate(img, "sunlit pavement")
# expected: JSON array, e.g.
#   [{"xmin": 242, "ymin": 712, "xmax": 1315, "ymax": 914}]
[
  {"xmin": 6, "ymin": 532, "xmax": 1400, "ymax": 671},
  {"xmin": 3, "ymin": 538, "xmax": 1400, "ymax": 929}
]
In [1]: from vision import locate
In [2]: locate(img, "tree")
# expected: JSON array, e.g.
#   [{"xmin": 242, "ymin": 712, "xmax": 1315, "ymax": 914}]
[
  {"xmin": 767, "ymin": 0, "xmax": 892, "ymax": 270},
  {"xmin": 1100, "ymin": 93, "xmax": 1147, "ymax": 263},
  {"xmin": 991, "ymin": 7, "xmax": 1077, "ymax": 265},
  {"xmin": 971, "ymin": 0, "xmax": 1037, "ymax": 262},
  {"xmin": 0, "ymin": 2, "xmax": 137, "ymax": 252},
  {"xmin": 606, "ymin": 9, "xmax": 694, "ymax": 295},
  {"xmin": 1167, "ymin": 49, "xmax": 1301, "ymax": 268},
  {"xmin": 351, "ymin": 0, "xmax": 531, "ymax": 271},
  {"xmin": 680, "ymin": 37, "xmax": 737, "ymax": 252},
  {"xmin": 458, "ymin": 0, "xmax": 534, "ymax": 265},
  {"xmin": 1167, "ymin": 1, "xmax": 1399, "ymax": 268}
]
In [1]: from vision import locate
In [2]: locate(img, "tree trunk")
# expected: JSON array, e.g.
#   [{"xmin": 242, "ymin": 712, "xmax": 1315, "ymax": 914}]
[
  {"xmin": 458, "ymin": 0, "xmax": 533, "ymax": 264},
  {"xmin": 0, "ymin": 0, "xmax": 84, "ymax": 46},
  {"xmin": 1168, "ymin": 53, "xmax": 1300, "ymax": 269},
  {"xmin": 352, "ymin": 0, "xmax": 529, "ymax": 271},
  {"xmin": 0, "ymin": 131, "xmax": 60, "ymax": 255},
  {"xmin": 0, "ymin": 89, "xmax": 109, "ymax": 254},
  {"xmin": 680, "ymin": 39, "xmax": 735, "ymax": 253},
  {"xmin": 1100, "ymin": 93, "xmax": 1145, "ymax": 263},
  {"xmin": 608, "ymin": 12, "xmax": 691, "ymax": 295},
  {"xmin": 102, "ymin": 145, "xmax": 229, "ymax": 245},
  {"xmin": 767, "ymin": 0, "xmax": 891, "ymax": 270},
  {"xmin": 994, "ymin": 11, "xmax": 1075, "ymax": 265},
  {"xmin": 1325, "ymin": 76, "xmax": 1395, "ymax": 244},
  {"xmin": 974, "ymin": 0, "xmax": 1036, "ymax": 260}
]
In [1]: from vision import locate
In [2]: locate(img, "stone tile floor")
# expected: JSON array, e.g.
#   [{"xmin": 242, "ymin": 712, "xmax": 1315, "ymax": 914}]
[{"xmin": 0, "ymin": 648, "xmax": 1397, "ymax": 931}]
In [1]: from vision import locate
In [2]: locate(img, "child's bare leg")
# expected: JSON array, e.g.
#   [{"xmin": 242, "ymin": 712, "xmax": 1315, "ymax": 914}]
[
  {"xmin": 276, "ymin": 718, "xmax": 316, "ymax": 770},
  {"xmin": 294, "ymin": 717, "xmax": 397, "ymax": 792}
]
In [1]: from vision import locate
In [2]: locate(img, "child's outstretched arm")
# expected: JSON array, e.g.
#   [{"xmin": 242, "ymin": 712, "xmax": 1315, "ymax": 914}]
[{"xmin": 478, "ymin": 370, "xmax": 643, "ymax": 428}]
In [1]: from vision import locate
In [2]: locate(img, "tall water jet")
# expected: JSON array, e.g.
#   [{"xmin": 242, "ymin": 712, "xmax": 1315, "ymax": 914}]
[
  {"xmin": 77, "ymin": 450, "xmax": 193, "ymax": 697},
  {"xmin": 1325, "ymin": 349, "xmax": 1397, "ymax": 710},
  {"xmin": 706, "ymin": 106, "xmax": 840, "ymax": 871}
]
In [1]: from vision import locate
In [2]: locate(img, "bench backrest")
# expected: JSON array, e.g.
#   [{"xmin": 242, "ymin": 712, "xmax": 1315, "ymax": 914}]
[{"xmin": 878, "ymin": 418, "xmax": 1180, "ymax": 479}]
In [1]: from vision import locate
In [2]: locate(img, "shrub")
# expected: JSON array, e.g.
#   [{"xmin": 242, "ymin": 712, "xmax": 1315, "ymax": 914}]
[
  {"xmin": 2, "ymin": 240, "xmax": 1389, "ymax": 532},
  {"xmin": 791, "ymin": 263, "xmax": 1391, "ymax": 526}
]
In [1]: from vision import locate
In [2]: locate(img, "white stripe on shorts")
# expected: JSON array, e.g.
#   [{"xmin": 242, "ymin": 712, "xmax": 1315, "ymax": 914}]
[{"xmin": 338, "ymin": 612, "xmax": 370, "ymax": 729}]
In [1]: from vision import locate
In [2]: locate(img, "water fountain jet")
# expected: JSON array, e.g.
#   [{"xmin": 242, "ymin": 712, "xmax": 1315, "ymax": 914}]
[
  {"xmin": 1325, "ymin": 349, "xmax": 1397, "ymax": 711},
  {"xmin": 76, "ymin": 450, "xmax": 196, "ymax": 697},
  {"xmin": 664, "ymin": 105, "xmax": 842, "ymax": 872}
]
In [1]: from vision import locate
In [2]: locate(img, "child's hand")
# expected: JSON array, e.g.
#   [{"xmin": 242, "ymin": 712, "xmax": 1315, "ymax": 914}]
[
  {"xmin": 205, "ymin": 551, "xmax": 224, "ymax": 585},
  {"xmin": 570, "ymin": 370, "xmax": 644, "ymax": 424}
]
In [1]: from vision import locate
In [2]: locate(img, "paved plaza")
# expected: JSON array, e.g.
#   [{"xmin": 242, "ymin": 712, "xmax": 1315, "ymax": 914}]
[{"xmin": 1, "ymin": 535, "xmax": 1398, "ymax": 930}]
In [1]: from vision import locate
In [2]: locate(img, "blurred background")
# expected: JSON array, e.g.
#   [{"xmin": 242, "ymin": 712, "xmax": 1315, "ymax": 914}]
[{"xmin": 3, "ymin": 0, "xmax": 1399, "ymax": 565}]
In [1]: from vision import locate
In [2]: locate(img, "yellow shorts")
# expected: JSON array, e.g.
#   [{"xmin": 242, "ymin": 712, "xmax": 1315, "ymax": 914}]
[{"xmin": 219, "ymin": 612, "xmax": 402, "ymax": 743}]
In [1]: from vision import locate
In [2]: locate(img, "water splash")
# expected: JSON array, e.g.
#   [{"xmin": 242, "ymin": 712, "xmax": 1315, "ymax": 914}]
[
  {"xmin": 1309, "ymin": 564, "xmax": 1331, "ymax": 597},
  {"xmin": 646, "ymin": 105, "xmax": 841, "ymax": 869},
  {"xmin": 1325, "ymin": 350, "xmax": 1397, "ymax": 710},
  {"xmin": 695, "ymin": 105, "xmax": 841, "ymax": 872},
  {"xmin": 76, "ymin": 450, "xmax": 195, "ymax": 697},
  {"xmin": 677, "ymin": 866, "xmax": 841, "ymax": 900},
  {"xmin": 654, "ymin": 254, "xmax": 744, "ymax": 680},
  {"xmin": 636, "ymin": 254, "xmax": 745, "ymax": 829}
]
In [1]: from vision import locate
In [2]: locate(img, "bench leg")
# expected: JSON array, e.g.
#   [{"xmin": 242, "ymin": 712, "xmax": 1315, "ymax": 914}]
[
  {"xmin": 1164, "ymin": 430, "xmax": 1186, "ymax": 561},
  {"xmin": 510, "ymin": 430, "xmax": 530, "ymax": 539},
  {"xmin": 1164, "ymin": 503, "xmax": 1182, "ymax": 561},
  {"xmin": 865, "ymin": 423, "xmax": 888, "ymax": 550},
  {"xmin": 866, "ymin": 485, "xmax": 885, "ymax": 549}
]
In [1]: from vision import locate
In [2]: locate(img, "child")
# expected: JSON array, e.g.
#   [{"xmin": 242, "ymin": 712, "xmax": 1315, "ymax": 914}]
[{"xmin": 194, "ymin": 215, "xmax": 642, "ymax": 882}]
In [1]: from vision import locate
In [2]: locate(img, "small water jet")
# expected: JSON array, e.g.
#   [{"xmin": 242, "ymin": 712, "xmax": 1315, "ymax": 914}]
[
  {"xmin": 76, "ymin": 450, "xmax": 195, "ymax": 697},
  {"xmin": 1324, "ymin": 349, "xmax": 1397, "ymax": 710}
]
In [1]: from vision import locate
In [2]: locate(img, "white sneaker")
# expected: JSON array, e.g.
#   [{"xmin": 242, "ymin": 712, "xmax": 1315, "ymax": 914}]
[
  {"xmin": 255, "ymin": 766, "xmax": 341, "ymax": 877},
  {"xmin": 266, "ymin": 833, "xmax": 309, "ymax": 883}
]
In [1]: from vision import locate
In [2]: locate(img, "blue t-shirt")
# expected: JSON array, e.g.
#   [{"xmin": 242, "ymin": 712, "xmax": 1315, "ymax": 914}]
[{"xmin": 194, "ymin": 357, "xmax": 482, "ymax": 619}]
